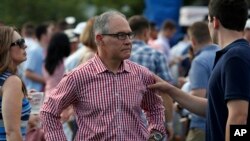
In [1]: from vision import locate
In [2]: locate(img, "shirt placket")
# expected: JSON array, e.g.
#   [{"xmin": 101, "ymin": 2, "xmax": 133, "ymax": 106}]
[{"xmin": 113, "ymin": 74, "xmax": 122, "ymax": 140}]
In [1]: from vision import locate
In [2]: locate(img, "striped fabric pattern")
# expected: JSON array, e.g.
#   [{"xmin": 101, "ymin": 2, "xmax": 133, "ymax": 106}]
[
  {"xmin": 40, "ymin": 55, "xmax": 165, "ymax": 141},
  {"xmin": 0, "ymin": 71, "xmax": 31, "ymax": 141}
]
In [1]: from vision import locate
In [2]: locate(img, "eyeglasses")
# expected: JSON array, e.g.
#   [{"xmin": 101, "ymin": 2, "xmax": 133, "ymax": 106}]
[
  {"xmin": 102, "ymin": 32, "xmax": 135, "ymax": 40},
  {"xmin": 10, "ymin": 38, "xmax": 26, "ymax": 49}
]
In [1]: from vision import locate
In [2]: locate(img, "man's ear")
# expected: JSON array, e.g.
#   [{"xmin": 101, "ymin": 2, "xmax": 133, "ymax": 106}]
[
  {"xmin": 191, "ymin": 37, "xmax": 197, "ymax": 47},
  {"xmin": 96, "ymin": 34, "xmax": 103, "ymax": 46},
  {"xmin": 213, "ymin": 17, "xmax": 219, "ymax": 29},
  {"xmin": 96, "ymin": 34, "xmax": 103, "ymax": 42}
]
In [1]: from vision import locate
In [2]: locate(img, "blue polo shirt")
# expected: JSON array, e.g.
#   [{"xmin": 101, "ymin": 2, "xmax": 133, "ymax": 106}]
[
  {"xmin": 188, "ymin": 44, "xmax": 219, "ymax": 130},
  {"xmin": 206, "ymin": 39, "xmax": 250, "ymax": 141}
]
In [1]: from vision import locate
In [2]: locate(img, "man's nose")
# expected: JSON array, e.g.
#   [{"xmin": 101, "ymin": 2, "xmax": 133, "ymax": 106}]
[{"xmin": 124, "ymin": 37, "xmax": 132, "ymax": 44}]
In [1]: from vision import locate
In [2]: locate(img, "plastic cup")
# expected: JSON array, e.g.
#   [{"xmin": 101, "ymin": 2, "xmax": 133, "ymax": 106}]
[{"xmin": 29, "ymin": 92, "xmax": 44, "ymax": 114}]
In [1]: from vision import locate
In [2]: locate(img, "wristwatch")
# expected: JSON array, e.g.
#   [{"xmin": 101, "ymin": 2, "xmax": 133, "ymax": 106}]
[{"xmin": 149, "ymin": 131, "xmax": 163, "ymax": 141}]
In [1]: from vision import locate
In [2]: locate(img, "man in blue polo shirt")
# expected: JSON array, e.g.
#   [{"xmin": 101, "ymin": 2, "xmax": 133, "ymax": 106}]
[
  {"xmin": 148, "ymin": 0, "xmax": 250, "ymax": 141},
  {"xmin": 185, "ymin": 21, "xmax": 219, "ymax": 141}
]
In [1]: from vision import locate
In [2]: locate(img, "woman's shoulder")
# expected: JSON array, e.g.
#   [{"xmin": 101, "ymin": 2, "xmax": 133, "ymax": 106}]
[
  {"xmin": 2, "ymin": 75, "xmax": 22, "ymax": 89},
  {"xmin": 0, "ymin": 73, "xmax": 23, "ymax": 98}
]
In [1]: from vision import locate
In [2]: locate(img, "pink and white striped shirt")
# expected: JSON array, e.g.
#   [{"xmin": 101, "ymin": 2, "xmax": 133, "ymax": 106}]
[{"xmin": 40, "ymin": 55, "xmax": 165, "ymax": 141}]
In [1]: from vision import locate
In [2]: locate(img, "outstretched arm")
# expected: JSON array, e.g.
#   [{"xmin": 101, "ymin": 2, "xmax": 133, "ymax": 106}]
[{"xmin": 148, "ymin": 74, "xmax": 207, "ymax": 117}]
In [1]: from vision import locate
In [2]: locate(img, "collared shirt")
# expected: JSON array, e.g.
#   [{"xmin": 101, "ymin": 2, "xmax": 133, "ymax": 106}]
[
  {"xmin": 40, "ymin": 55, "xmax": 165, "ymax": 141},
  {"xmin": 130, "ymin": 40, "xmax": 172, "ymax": 82},
  {"xmin": 24, "ymin": 43, "xmax": 44, "ymax": 91},
  {"xmin": 206, "ymin": 39, "xmax": 250, "ymax": 141},
  {"xmin": 188, "ymin": 44, "xmax": 219, "ymax": 130},
  {"xmin": 189, "ymin": 44, "xmax": 219, "ymax": 90}
]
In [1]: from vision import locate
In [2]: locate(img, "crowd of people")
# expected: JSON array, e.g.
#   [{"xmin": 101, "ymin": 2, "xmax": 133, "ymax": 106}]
[{"xmin": 0, "ymin": 0, "xmax": 249, "ymax": 141}]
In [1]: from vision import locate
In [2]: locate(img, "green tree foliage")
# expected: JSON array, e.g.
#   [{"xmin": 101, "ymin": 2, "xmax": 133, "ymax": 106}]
[
  {"xmin": 0, "ymin": 0, "xmax": 144, "ymax": 28},
  {"xmin": 4, "ymin": 0, "xmax": 248, "ymax": 28}
]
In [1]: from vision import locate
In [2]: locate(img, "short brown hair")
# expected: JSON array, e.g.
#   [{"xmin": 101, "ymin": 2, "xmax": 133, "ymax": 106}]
[
  {"xmin": 162, "ymin": 20, "xmax": 176, "ymax": 31},
  {"xmin": 188, "ymin": 21, "xmax": 211, "ymax": 44},
  {"xmin": 128, "ymin": 15, "xmax": 149, "ymax": 35}
]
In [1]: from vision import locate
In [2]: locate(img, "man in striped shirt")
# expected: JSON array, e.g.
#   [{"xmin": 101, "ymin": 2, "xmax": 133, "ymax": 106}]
[{"xmin": 40, "ymin": 11, "xmax": 166, "ymax": 141}]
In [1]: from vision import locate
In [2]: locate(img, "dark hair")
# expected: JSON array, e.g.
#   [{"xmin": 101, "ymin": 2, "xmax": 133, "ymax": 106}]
[
  {"xmin": 45, "ymin": 33, "xmax": 70, "ymax": 75},
  {"xmin": 56, "ymin": 19, "xmax": 69, "ymax": 32},
  {"xmin": 128, "ymin": 15, "xmax": 149, "ymax": 35},
  {"xmin": 188, "ymin": 21, "xmax": 211, "ymax": 44},
  {"xmin": 209, "ymin": 0, "xmax": 248, "ymax": 31},
  {"xmin": 161, "ymin": 20, "xmax": 176, "ymax": 31},
  {"xmin": 149, "ymin": 22, "xmax": 158, "ymax": 31},
  {"xmin": 149, "ymin": 22, "xmax": 156, "ymax": 28},
  {"xmin": 35, "ymin": 23, "xmax": 48, "ymax": 40},
  {"xmin": 21, "ymin": 22, "xmax": 35, "ymax": 37}
]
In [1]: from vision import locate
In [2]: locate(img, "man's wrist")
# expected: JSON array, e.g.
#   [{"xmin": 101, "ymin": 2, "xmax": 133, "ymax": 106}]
[{"xmin": 149, "ymin": 130, "xmax": 164, "ymax": 141}]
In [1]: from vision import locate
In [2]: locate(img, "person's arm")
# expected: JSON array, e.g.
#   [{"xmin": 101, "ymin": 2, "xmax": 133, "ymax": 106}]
[
  {"xmin": 60, "ymin": 105, "xmax": 74, "ymax": 123},
  {"xmin": 190, "ymin": 89, "xmax": 206, "ymax": 98},
  {"xmin": 148, "ymin": 74, "xmax": 207, "ymax": 117},
  {"xmin": 188, "ymin": 58, "xmax": 209, "ymax": 98},
  {"xmin": 2, "ymin": 76, "xmax": 24, "ymax": 141},
  {"xmin": 226, "ymin": 100, "xmax": 249, "ymax": 141},
  {"xmin": 223, "ymin": 57, "xmax": 250, "ymax": 141},
  {"xmin": 40, "ymin": 73, "xmax": 77, "ymax": 140},
  {"xmin": 160, "ymin": 93, "xmax": 174, "ymax": 140},
  {"xmin": 24, "ymin": 49, "xmax": 45, "ymax": 84},
  {"xmin": 25, "ymin": 69, "xmax": 45, "ymax": 84}
]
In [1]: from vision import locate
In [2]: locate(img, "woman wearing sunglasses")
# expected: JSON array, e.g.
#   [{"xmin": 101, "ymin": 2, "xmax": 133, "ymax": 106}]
[{"xmin": 0, "ymin": 26, "xmax": 31, "ymax": 141}]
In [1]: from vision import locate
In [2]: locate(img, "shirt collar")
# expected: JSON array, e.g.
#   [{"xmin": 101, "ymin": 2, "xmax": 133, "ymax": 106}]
[
  {"xmin": 214, "ymin": 39, "xmax": 249, "ymax": 65},
  {"xmin": 218, "ymin": 39, "xmax": 248, "ymax": 54},
  {"xmin": 132, "ymin": 40, "xmax": 146, "ymax": 46},
  {"xmin": 92, "ymin": 54, "xmax": 131, "ymax": 74},
  {"xmin": 195, "ymin": 44, "xmax": 219, "ymax": 56},
  {"xmin": 158, "ymin": 34, "xmax": 169, "ymax": 42}
]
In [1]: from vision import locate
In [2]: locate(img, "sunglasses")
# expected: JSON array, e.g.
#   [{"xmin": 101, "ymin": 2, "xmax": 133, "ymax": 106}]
[{"xmin": 10, "ymin": 38, "xmax": 26, "ymax": 49}]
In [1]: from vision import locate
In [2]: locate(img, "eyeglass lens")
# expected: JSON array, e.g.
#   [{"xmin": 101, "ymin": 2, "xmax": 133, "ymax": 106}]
[{"xmin": 117, "ymin": 32, "xmax": 135, "ymax": 40}]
